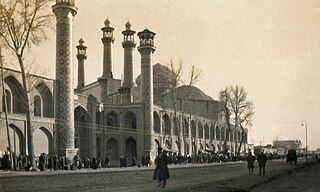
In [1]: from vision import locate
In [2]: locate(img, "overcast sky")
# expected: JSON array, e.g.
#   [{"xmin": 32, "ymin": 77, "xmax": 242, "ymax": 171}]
[{"xmin": 28, "ymin": 0, "xmax": 320, "ymax": 150}]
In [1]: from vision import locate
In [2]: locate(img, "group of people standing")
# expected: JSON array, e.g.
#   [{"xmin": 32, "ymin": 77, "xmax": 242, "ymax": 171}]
[
  {"xmin": 246, "ymin": 151, "xmax": 268, "ymax": 176},
  {"xmin": 0, "ymin": 151, "xmax": 31, "ymax": 171}
]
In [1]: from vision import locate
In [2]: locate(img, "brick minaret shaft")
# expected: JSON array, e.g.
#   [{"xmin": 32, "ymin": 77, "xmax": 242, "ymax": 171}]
[
  {"xmin": 119, "ymin": 21, "xmax": 136, "ymax": 103},
  {"xmin": 76, "ymin": 38, "xmax": 87, "ymax": 92},
  {"xmin": 137, "ymin": 29, "xmax": 156, "ymax": 159},
  {"xmin": 99, "ymin": 19, "xmax": 114, "ymax": 101},
  {"xmin": 52, "ymin": 0, "xmax": 78, "ymax": 157},
  {"xmin": 101, "ymin": 18, "xmax": 114, "ymax": 79}
]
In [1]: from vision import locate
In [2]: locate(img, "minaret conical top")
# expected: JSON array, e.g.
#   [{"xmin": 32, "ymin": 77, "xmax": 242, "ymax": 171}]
[
  {"xmin": 125, "ymin": 21, "xmax": 131, "ymax": 30},
  {"xmin": 104, "ymin": 18, "xmax": 111, "ymax": 27}
]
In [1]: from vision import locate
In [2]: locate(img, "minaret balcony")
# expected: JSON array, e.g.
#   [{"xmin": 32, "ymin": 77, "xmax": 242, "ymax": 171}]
[
  {"xmin": 139, "ymin": 39, "xmax": 154, "ymax": 46},
  {"xmin": 103, "ymin": 31, "xmax": 113, "ymax": 38},
  {"xmin": 137, "ymin": 29, "xmax": 156, "ymax": 47}
]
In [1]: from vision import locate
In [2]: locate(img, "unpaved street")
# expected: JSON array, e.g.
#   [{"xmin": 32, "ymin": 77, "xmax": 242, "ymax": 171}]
[{"xmin": 0, "ymin": 160, "xmax": 317, "ymax": 192}]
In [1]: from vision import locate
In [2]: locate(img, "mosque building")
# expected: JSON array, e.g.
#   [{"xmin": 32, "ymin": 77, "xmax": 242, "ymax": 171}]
[{"xmin": 0, "ymin": 0, "xmax": 248, "ymax": 164}]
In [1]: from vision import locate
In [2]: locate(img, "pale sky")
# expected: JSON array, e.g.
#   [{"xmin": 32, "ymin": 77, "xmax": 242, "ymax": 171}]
[{"xmin": 29, "ymin": 0, "xmax": 320, "ymax": 150}]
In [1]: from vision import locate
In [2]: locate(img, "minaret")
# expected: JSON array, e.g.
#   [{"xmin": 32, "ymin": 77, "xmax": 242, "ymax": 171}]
[
  {"xmin": 52, "ymin": 0, "xmax": 78, "ymax": 158},
  {"xmin": 137, "ymin": 29, "xmax": 156, "ymax": 160},
  {"xmin": 119, "ymin": 21, "xmax": 136, "ymax": 103},
  {"xmin": 75, "ymin": 38, "xmax": 87, "ymax": 92},
  {"xmin": 101, "ymin": 18, "xmax": 114, "ymax": 79},
  {"xmin": 98, "ymin": 19, "xmax": 114, "ymax": 102}
]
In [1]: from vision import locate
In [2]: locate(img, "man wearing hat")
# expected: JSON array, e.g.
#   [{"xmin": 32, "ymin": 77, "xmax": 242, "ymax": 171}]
[{"xmin": 153, "ymin": 147, "xmax": 170, "ymax": 188}]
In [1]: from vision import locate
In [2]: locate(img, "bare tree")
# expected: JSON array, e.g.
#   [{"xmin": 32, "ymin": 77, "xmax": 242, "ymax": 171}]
[
  {"xmin": 218, "ymin": 87, "xmax": 232, "ymax": 155},
  {"xmin": 219, "ymin": 85, "xmax": 254, "ymax": 159},
  {"xmin": 0, "ymin": 47, "xmax": 14, "ymax": 169},
  {"xmin": 163, "ymin": 58, "xmax": 202, "ymax": 156},
  {"xmin": 0, "ymin": 0, "xmax": 54, "ymax": 169}
]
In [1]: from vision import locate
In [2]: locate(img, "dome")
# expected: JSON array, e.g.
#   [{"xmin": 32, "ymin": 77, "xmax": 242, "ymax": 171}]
[
  {"xmin": 174, "ymin": 85, "xmax": 213, "ymax": 101},
  {"xmin": 135, "ymin": 63, "xmax": 212, "ymax": 101},
  {"xmin": 135, "ymin": 63, "xmax": 175, "ymax": 85}
]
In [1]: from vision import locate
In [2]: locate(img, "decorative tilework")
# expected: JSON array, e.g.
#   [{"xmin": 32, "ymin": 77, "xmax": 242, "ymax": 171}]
[{"xmin": 53, "ymin": 3, "xmax": 77, "ymax": 157}]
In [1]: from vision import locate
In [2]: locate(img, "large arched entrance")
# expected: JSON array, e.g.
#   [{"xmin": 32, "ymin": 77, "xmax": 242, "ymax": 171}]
[
  {"xmin": 75, "ymin": 106, "xmax": 91, "ymax": 159},
  {"xmin": 8, "ymin": 124, "xmax": 24, "ymax": 154},
  {"xmin": 125, "ymin": 137, "xmax": 137, "ymax": 166},
  {"xmin": 34, "ymin": 127, "xmax": 53, "ymax": 156},
  {"xmin": 106, "ymin": 138, "xmax": 118, "ymax": 162}
]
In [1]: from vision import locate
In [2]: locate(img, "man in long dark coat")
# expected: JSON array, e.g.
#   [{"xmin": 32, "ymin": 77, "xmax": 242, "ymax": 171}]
[
  {"xmin": 154, "ymin": 147, "xmax": 170, "ymax": 188},
  {"xmin": 257, "ymin": 151, "xmax": 268, "ymax": 176},
  {"xmin": 246, "ymin": 151, "xmax": 255, "ymax": 175}
]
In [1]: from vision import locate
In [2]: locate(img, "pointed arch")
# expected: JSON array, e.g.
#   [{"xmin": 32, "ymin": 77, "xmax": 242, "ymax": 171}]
[
  {"xmin": 124, "ymin": 111, "xmax": 137, "ymax": 130},
  {"xmin": 173, "ymin": 117, "xmax": 179, "ymax": 135},
  {"xmin": 192, "ymin": 141, "xmax": 196, "ymax": 155},
  {"xmin": 96, "ymin": 111, "xmax": 101, "ymax": 130},
  {"xmin": 183, "ymin": 118, "xmax": 189, "ymax": 136},
  {"xmin": 75, "ymin": 106, "xmax": 91, "ymax": 158},
  {"xmin": 210, "ymin": 124, "xmax": 215, "ymax": 140},
  {"xmin": 221, "ymin": 126, "xmax": 225, "ymax": 141},
  {"xmin": 8, "ymin": 124, "xmax": 24, "ymax": 153},
  {"xmin": 106, "ymin": 111, "xmax": 119, "ymax": 130},
  {"xmin": 153, "ymin": 111, "xmax": 160, "ymax": 133},
  {"xmin": 34, "ymin": 95, "xmax": 42, "ymax": 116},
  {"xmin": 163, "ymin": 113, "xmax": 171, "ymax": 135},
  {"xmin": 191, "ymin": 120, "xmax": 196, "ymax": 138},
  {"xmin": 204, "ymin": 123, "xmax": 209, "ymax": 139},
  {"xmin": 34, "ymin": 127, "xmax": 53, "ymax": 155},
  {"xmin": 35, "ymin": 82, "xmax": 53, "ymax": 118},
  {"xmin": 106, "ymin": 138, "xmax": 118, "ymax": 161},
  {"xmin": 5, "ymin": 76, "xmax": 26, "ymax": 114},
  {"xmin": 125, "ymin": 137, "xmax": 137, "ymax": 164},
  {"xmin": 184, "ymin": 141, "xmax": 189, "ymax": 156},
  {"xmin": 216, "ymin": 125, "xmax": 220, "ymax": 140},
  {"xmin": 198, "ymin": 122, "xmax": 203, "ymax": 139}
]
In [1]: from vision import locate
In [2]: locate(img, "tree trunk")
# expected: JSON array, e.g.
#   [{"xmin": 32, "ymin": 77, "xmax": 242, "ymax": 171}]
[
  {"xmin": 237, "ymin": 126, "xmax": 245, "ymax": 157},
  {"xmin": 17, "ymin": 54, "xmax": 36, "ymax": 170},
  {"xmin": 173, "ymin": 89, "xmax": 181, "ymax": 156},
  {"xmin": 1, "ymin": 49, "xmax": 14, "ymax": 170}
]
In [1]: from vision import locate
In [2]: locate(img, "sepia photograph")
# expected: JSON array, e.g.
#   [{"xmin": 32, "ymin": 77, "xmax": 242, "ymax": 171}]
[{"xmin": 0, "ymin": 0, "xmax": 319, "ymax": 191}]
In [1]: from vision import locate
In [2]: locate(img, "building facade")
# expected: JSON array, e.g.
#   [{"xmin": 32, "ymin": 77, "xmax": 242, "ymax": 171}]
[{"xmin": 0, "ymin": 0, "xmax": 248, "ymax": 164}]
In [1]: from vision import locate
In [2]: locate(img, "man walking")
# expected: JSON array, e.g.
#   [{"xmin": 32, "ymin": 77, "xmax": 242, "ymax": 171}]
[
  {"xmin": 154, "ymin": 147, "xmax": 170, "ymax": 188},
  {"xmin": 246, "ymin": 151, "xmax": 255, "ymax": 175},
  {"xmin": 257, "ymin": 151, "xmax": 268, "ymax": 176}
]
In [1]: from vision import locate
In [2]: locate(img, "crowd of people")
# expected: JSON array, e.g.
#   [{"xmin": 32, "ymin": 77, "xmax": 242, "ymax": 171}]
[
  {"xmin": 0, "ymin": 150, "xmax": 242, "ymax": 172},
  {"xmin": 0, "ymin": 151, "xmax": 114, "ymax": 171},
  {"xmin": 2, "ymin": 149, "xmax": 314, "ymax": 173},
  {"xmin": 1, "ymin": 151, "xmax": 32, "ymax": 171}
]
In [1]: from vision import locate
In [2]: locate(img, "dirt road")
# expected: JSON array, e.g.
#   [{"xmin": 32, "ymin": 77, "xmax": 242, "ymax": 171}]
[{"xmin": 0, "ymin": 159, "xmax": 318, "ymax": 192}]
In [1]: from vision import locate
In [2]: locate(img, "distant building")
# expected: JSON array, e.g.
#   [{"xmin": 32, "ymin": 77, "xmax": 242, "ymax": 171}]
[{"xmin": 272, "ymin": 140, "xmax": 302, "ymax": 155}]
